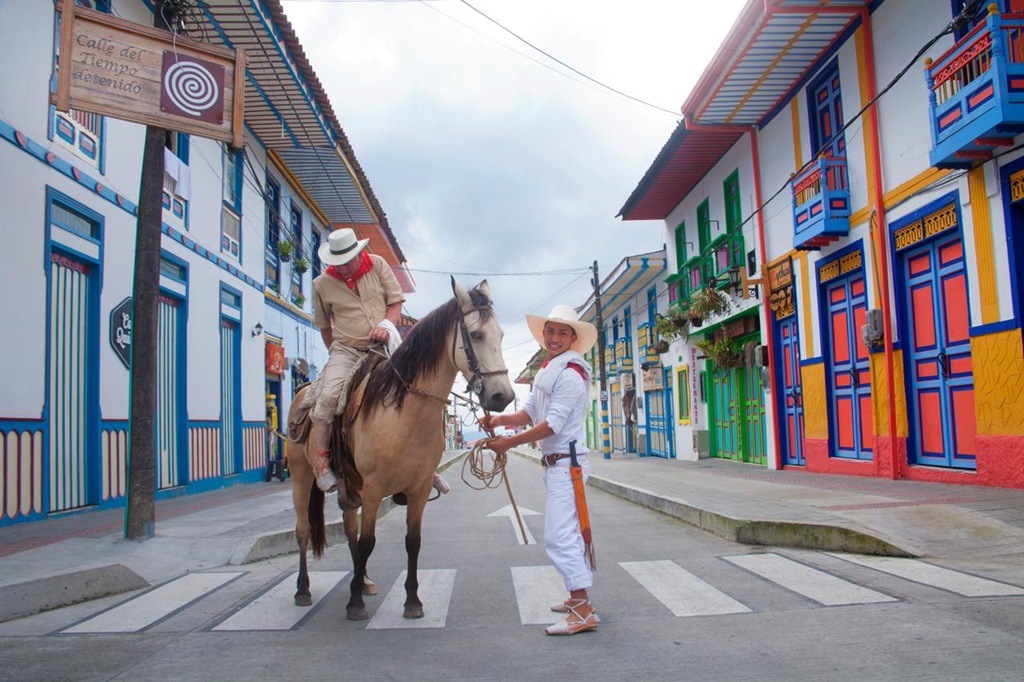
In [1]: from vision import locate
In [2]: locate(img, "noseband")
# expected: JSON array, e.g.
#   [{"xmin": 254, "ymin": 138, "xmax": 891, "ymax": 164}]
[{"xmin": 455, "ymin": 303, "xmax": 509, "ymax": 396}]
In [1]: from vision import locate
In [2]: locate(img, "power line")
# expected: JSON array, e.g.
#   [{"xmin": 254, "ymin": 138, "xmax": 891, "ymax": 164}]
[{"xmin": 453, "ymin": 0, "xmax": 680, "ymax": 117}]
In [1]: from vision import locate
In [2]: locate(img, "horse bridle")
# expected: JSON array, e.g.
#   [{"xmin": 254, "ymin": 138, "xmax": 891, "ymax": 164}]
[{"xmin": 455, "ymin": 302, "xmax": 509, "ymax": 397}]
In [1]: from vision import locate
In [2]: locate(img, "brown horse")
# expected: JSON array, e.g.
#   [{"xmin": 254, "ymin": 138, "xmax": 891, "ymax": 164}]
[{"xmin": 285, "ymin": 278, "xmax": 515, "ymax": 620}]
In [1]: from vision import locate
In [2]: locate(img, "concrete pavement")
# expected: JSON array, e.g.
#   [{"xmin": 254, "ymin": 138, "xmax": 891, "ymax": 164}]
[{"xmin": 1, "ymin": 447, "xmax": 1022, "ymax": 622}]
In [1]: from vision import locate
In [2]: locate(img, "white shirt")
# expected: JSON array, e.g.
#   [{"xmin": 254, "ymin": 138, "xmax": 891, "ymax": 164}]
[{"xmin": 523, "ymin": 350, "xmax": 591, "ymax": 457}]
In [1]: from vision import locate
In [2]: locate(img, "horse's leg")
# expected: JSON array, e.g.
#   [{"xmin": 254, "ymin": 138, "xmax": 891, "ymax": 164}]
[
  {"xmin": 346, "ymin": 503, "xmax": 379, "ymax": 621},
  {"xmin": 287, "ymin": 437, "xmax": 314, "ymax": 606},
  {"xmin": 403, "ymin": 492, "xmax": 428, "ymax": 619}
]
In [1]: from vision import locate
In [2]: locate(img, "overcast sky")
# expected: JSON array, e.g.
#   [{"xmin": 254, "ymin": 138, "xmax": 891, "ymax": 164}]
[{"xmin": 280, "ymin": 0, "xmax": 746, "ymax": 398}]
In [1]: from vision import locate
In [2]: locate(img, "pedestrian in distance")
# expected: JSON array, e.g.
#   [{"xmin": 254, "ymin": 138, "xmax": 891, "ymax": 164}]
[{"xmin": 480, "ymin": 304, "xmax": 599, "ymax": 636}]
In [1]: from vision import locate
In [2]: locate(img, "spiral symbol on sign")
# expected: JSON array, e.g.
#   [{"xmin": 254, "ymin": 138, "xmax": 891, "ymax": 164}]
[{"xmin": 163, "ymin": 60, "xmax": 220, "ymax": 117}]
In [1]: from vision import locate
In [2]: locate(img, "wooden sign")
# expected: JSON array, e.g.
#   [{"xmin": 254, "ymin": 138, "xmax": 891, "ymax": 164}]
[{"xmin": 54, "ymin": 0, "xmax": 244, "ymax": 147}]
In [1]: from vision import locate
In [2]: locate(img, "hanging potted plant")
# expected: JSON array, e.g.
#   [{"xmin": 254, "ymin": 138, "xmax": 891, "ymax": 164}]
[
  {"xmin": 292, "ymin": 292, "xmax": 306, "ymax": 308},
  {"xmin": 689, "ymin": 286, "xmax": 730, "ymax": 323},
  {"xmin": 696, "ymin": 337, "xmax": 744, "ymax": 369},
  {"xmin": 293, "ymin": 256, "xmax": 309, "ymax": 274},
  {"xmin": 654, "ymin": 307, "xmax": 689, "ymax": 342},
  {"xmin": 653, "ymin": 339, "xmax": 670, "ymax": 354},
  {"xmin": 276, "ymin": 241, "xmax": 293, "ymax": 262}
]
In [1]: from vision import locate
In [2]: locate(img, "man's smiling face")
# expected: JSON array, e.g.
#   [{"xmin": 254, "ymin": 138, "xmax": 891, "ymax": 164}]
[{"xmin": 543, "ymin": 321, "xmax": 577, "ymax": 357}]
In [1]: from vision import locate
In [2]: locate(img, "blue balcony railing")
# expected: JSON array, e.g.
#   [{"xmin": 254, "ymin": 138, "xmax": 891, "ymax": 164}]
[
  {"xmin": 926, "ymin": 9, "xmax": 1024, "ymax": 168},
  {"xmin": 791, "ymin": 155, "xmax": 850, "ymax": 250}
]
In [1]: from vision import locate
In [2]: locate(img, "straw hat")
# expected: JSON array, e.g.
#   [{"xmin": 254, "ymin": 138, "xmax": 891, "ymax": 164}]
[
  {"xmin": 318, "ymin": 228, "xmax": 369, "ymax": 266},
  {"xmin": 525, "ymin": 304, "xmax": 598, "ymax": 354}
]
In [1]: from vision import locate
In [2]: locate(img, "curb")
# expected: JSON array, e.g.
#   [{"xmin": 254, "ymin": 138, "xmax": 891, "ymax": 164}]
[
  {"xmin": 0, "ymin": 564, "xmax": 148, "ymax": 623},
  {"xmin": 510, "ymin": 448, "xmax": 920, "ymax": 558}
]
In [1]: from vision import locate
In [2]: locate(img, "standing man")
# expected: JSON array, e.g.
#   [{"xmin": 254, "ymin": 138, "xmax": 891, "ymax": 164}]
[
  {"xmin": 309, "ymin": 228, "xmax": 405, "ymax": 507},
  {"xmin": 480, "ymin": 304, "xmax": 599, "ymax": 636}
]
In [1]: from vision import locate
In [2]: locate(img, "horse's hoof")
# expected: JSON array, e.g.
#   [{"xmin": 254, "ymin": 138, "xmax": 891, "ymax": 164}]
[
  {"xmin": 295, "ymin": 593, "xmax": 312, "ymax": 607},
  {"xmin": 363, "ymin": 578, "xmax": 378, "ymax": 596},
  {"xmin": 347, "ymin": 606, "xmax": 369, "ymax": 621},
  {"xmin": 404, "ymin": 604, "xmax": 424, "ymax": 619}
]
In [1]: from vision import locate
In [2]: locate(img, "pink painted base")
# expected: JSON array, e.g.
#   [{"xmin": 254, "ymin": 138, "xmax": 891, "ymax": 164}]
[{"xmin": 788, "ymin": 435, "xmax": 1024, "ymax": 489}]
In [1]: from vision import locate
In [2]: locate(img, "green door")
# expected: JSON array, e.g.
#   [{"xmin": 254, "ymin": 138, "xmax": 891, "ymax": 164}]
[{"xmin": 710, "ymin": 364, "xmax": 742, "ymax": 460}]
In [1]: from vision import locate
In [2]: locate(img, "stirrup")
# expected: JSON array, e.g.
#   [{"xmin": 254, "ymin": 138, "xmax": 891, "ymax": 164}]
[{"xmin": 544, "ymin": 599, "xmax": 598, "ymax": 636}]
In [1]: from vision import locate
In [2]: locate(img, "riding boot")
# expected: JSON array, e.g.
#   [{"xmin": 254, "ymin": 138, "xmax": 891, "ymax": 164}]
[{"xmin": 308, "ymin": 422, "xmax": 338, "ymax": 494}]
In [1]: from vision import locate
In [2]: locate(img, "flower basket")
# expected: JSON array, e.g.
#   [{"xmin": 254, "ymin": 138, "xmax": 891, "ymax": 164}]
[
  {"xmin": 653, "ymin": 339, "xmax": 670, "ymax": 354},
  {"xmin": 292, "ymin": 293, "xmax": 306, "ymax": 308},
  {"xmin": 654, "ymin": 309, "xmax": 689, "ymax": 342},
  {"xmin": 696, "ymin": 337, "xmax": 744, "ymax": 369},
  {"xmin": 276, "ymin": 241, "xmax": 293, "ymax": 262},
  {"xmin": 293, "ymin": 257, "xmax": 309, "ymax": 274},
  {"xmin": 689, "ymin": 286, "xmax": 730, "ymax": 321}
]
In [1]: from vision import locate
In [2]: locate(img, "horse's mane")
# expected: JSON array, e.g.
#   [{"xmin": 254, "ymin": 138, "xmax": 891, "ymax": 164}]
[{"xmin": 354, "ymin": 286, "xmax": 493, "ymax": 418}]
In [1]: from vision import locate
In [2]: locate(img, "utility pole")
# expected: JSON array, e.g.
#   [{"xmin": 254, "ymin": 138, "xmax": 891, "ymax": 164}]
[
  {"xmin": 125, "ymin": 0, "xmax": 173, "ymax": 540},
  {"xmin": 592, "ymin": 260, "xmax": 610, "ymax": 459}
]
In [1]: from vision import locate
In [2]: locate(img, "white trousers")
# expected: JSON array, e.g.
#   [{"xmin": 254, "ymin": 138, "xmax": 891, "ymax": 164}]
[{"xmin": 543, "ymin": 458, "xmax": 593, "ymax": 592}]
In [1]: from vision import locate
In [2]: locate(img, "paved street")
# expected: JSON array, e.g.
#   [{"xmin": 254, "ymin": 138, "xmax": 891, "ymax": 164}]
[{"xmin": 1, "ymin": 454, "xmax": 1023, "ymax": 681}]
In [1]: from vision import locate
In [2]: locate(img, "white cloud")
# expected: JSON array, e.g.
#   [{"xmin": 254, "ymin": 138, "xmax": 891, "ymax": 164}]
[{"xmin": 281, "ymin": 0, "xmax": 746, "ymax": 390}]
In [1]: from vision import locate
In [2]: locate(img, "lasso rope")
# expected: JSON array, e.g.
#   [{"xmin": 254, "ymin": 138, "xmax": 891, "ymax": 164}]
[{"xmin": 455, "ymin": 401, "xmax": 530, "ymax": 544}]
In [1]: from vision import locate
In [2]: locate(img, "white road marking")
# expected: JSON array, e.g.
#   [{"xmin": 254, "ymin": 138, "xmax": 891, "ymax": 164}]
[
  {"xmin": 63, "ymin": 572, "xmax": 243, "ymax": 633},
  {"xmin": 620, "ymin": 560, "xmax": 752, "ymax": 617},
  {"xmin": 725, "ymin": 553, "xmax": 896, "ymax": 606},
  {"xmin": 829, "ymin": 554, "xmax": 1024, "ymax": 597},
  {"xmin": 366, "ymin": 569, "xmax": 455, "ymax": 629},
  {"xmin": 487, "ymin": 504, "xmax": 541, "ymax": 545},
  {"xmin": 213, "ymin": 571, "xmax": 349, "ymax": 631},
  {"xmin": 510, "ymin": 565, "xmax": 569, "ymax": 625}
]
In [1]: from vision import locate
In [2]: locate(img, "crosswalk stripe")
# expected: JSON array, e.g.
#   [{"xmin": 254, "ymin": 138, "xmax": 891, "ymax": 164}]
[
  {"xmin": 213, "ymin": 571, "xmax": 349, "ymax": 631},
  {"xmin": 510, "ymin": 565, "xmax": 568, "ymax": 625},
  {"xmin": 725, "ymin": 554, "xmax": 896, "ymax": 606},
  {"xmin": 62, "ymin": 572, "xmax": 244, "ymax": 633},
  {"xmin": 366, "ymin": 569, "xmax": 455, "ymax": 629},
  {"xmin": 619, "ymin": 560, "xmax": 752, "ymax": 617},
  {"xmin": 829, "ymin": 554, "xmax": 1024, "ymax": 597}
]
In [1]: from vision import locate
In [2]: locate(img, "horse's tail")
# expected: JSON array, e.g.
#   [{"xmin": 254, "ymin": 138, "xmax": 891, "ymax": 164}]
[{"xmin": 308, "ymin": 480, "xmax": 327, "ymax": 558}]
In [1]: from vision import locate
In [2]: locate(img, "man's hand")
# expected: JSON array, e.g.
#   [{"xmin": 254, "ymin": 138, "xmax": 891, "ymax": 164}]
[
  {"xmin": 478, "ymin": 413, "xmax": 501, "ymax": 433},
  {"xmin": 369, "ymin": 324, "xmax": 390, "ymax": 343}
]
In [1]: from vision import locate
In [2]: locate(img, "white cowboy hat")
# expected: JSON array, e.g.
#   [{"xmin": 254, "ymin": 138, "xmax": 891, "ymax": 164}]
[
  {"xmin": 318, "ymin": 228, "xmax": 369, "ymax": 266},
  {"xmin": 525, "ymin": 304, "xmax": 598, "ymax": 355}
]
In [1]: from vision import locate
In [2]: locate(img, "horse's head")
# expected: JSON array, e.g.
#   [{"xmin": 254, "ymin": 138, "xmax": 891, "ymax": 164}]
[{"xmin": 452, "ymin": 278, "xmax": 515, "ymax": 412}]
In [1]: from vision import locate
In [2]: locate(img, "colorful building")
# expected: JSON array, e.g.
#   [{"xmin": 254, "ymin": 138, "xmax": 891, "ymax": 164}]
[
  {"xmin": 619, "ymin": 0, "xmax": 1024, "ymax": 488},
  {"xmin": 0, "ymin": 0, "xmax": 409, "ymax": 524}
]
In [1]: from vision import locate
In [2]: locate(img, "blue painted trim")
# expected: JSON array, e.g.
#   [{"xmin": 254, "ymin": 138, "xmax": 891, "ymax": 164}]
[
  {"xmin": 219, "ymin": 284, "xmax": 244, "ymax": 475},
  {"xmin": 806, "ymin": 58, "xmax": 842, "ymax": 156},
  {"xmin": 800, "ymin": 356, "xmax": 825, "ymax": 366},
  {"xmin": 44, "ymin": 186, "xmax": 104, "ymax": 510},
  {"xmin": 814, "ymin": 239, "xmax": 865, "ymax": 288},
  {"xmin": 0, "ymin": 119, "xmax": 263, "ymax": 293},
  {"xmin": 266, "ymin": 293, "xmax": 316, "ymax": 327},
  {"xmin": 159, "ymin": 249, "xmax": 191, "ymax": 488},
  {"xmin": 970, "ymin": 318, "xmax": 1018, "ymax": 337},
  {"xmin": 1000, "ymin": 155, "xmax": 1024, "ymax": 324}
]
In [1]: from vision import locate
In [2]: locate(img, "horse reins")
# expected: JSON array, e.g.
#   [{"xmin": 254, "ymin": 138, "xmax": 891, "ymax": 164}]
[{"xmin": 453, "ymin": 303, "xmax": 509, "ymax": 396}]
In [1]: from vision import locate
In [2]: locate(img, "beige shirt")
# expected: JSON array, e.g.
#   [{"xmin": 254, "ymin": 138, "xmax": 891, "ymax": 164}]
[{"xmin": 312, "ymin": 254, "xmax": 405, "ymax": 350}]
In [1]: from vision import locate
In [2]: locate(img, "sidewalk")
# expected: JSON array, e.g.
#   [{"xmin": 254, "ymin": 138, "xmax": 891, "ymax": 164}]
[{"xmin": 2, "ymin": 448, "xmax": 1024, "ymax": 622}]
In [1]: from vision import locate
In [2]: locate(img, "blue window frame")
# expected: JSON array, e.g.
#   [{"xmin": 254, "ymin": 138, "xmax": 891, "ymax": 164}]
[
  {"xmin": 265, "ymin": 176, "xmax": 281, "ymax": 292},
  {"xmin": 807, "ymin": 60, "xmax": 845, "ymax": 159},
  {"xmin": 312, "ymin": 229, "xmax": 323, "ymax": 279},
  {"xmin": 289, "ymin": 203, "xmax": 303, "ymax": 300},
  {"xmin": 221, "ymin": 145, "xmax": 242, "ymax": 259}
]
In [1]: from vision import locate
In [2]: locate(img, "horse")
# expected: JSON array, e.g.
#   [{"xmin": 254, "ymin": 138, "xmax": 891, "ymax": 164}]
[{"xmin": 285, "ymin": 278, "xmax": 515, "ymax": 620}]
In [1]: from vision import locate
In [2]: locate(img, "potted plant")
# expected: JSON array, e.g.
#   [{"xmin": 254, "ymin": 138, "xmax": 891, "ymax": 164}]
[
  {"xmin": 695, "ymin": 337, "xmax": 744, "ymax": 369},
  {"xmin": 654, "ymin": 307, "xmax": 689, "ymax": 342},
  {"xmin": 653, "ymin": 339, "xmax": 670, "ymax": 354},
  {"xmin": 689, "ymin": 286, "xmax": 730, "ymax": 322},
  {"xmin": 293, "ymin": 256, "xmax": 309, "ymax": 274},
  {"xmin": 276, "ymin": 241, "xmax": 293, "ymax": 262},
  {"xmin": 292, "ymin": 292, "xmax": 306, "ymax": 308}
]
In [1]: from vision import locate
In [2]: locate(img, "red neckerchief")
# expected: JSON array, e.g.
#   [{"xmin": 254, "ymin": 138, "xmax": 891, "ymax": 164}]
[
  {"xmin": 326, "ymin": 251, "xmax": 373, "ymax": 289},
  {"xmin": 540, "ymin": 357, "xmax": 587, "ymax": 382}
]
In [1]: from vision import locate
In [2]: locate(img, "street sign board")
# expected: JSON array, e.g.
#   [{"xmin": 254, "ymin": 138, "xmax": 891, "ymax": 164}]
[
  {"xmin": 109, "ymin": 296, "xmax": 133, "ymax": 369},
  {"xmin": 53, "ymin": 0, "xmax": 244, "ymax": 147}
]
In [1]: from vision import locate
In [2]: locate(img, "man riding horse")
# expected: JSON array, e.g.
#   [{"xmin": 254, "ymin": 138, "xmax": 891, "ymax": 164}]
[{"xmin": 302, "ymin": 228, "xmax": 445, "ymax": 508}]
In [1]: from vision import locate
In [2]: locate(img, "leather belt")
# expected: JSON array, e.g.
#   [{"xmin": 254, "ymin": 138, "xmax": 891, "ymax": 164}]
[{"xmin": 541, "ymin": 453, "xmax": 579, "ymax": 468}]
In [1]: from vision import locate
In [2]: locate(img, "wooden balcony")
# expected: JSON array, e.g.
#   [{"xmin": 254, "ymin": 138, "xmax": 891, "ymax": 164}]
[
  {"xmin": 792, "ymin": 156, "xmax": 850, "ymax": 250},
  {"xmin": 926, "ymin": 9, "xmax": 1024, "ymax": 169}
]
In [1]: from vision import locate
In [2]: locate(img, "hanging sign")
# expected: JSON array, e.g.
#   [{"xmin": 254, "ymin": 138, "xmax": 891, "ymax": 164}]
[
  {"xmin": 265, "ymin": 342, "xmax": 285, "ymax": 376},
  {"xmin": 109, "ymin": 297, "xmax": 133, "ymax": 369},
  {"xmin": 767, "ymin": 257, "xmax": 795, "ymax": 320},
  {"xmin": 53, "ymin": 0, "xmax": 245, "ymax": 147}
]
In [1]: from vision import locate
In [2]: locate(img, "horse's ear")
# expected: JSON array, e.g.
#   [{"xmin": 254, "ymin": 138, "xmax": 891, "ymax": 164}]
[
  {"xmin": 452, "ymin": 277, "xmax": 472, "ymax": 309},
  {"xmin": 475, "ymin": 280, "xmax": 490, "ymax": 298}
]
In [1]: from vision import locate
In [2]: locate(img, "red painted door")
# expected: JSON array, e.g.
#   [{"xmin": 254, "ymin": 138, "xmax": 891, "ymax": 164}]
[
  {"xmin": 826, "ymin": 275, "xmax": 873, "ymax": 459},
  {"xmin": 904, "ymin": 236, "xmax": 976, "ymax": 469}
]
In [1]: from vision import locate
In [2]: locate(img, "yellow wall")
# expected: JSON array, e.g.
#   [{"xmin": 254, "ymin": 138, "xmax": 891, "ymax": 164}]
[
  {"xmin": 870, "ymin": 349, "xmax": 908, "ymax": 438},
  {"xmin": 802, "ymin": 362, "xmax": 828, "ymax": 438},
  {"xmin": 973, "ymin": 328, "xmax": 1024, "ymax": 435}
]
